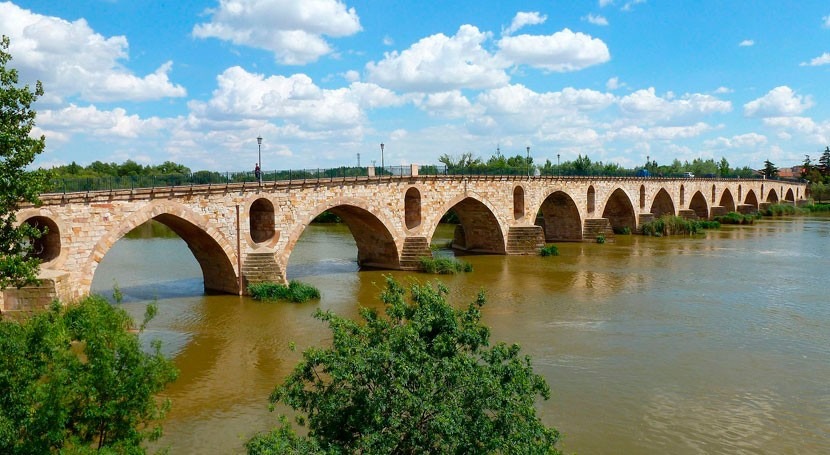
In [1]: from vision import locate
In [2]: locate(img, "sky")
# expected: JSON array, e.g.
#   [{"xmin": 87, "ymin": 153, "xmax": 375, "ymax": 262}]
[{"xmin": 3, "ymin": 0, "xmax": 830, "ymax": 172}]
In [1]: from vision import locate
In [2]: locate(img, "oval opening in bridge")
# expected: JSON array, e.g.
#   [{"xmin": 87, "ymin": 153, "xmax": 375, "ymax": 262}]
[
  {"xmin": 513, "ymin": 186, "xmax": 525, "ymax": 220},
  {"xmin": 250, "ymin": 198, "xmax": 276, "ymax": 243},
  {"xmin": 404, "ymin": 187, "xmax": 421, "ymax": 229},
  {"xmin": 23, "ymin": 216, "xmax": 60, "ymax": 263}
]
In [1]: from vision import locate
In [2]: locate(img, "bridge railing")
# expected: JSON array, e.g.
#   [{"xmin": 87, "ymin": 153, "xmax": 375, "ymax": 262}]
[{"xmin": 44, "ymin": 165, "xmax": 802, "ymax": 193}]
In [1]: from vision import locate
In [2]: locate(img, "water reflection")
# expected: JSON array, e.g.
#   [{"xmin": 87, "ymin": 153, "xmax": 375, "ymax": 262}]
[{"xmin": 90, "ymin": 219, "xmax": 830, "ymax": 454}]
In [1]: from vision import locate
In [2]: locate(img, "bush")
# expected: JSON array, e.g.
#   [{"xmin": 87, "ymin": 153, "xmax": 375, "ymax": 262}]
[
  {"xmin": 640, "ymin": 215, "xmax": 718, "ymax": 236},
  {"xmin": 419, "ymin": 257, "xmax": 473, "ymax": 274},
  {"xmin": 714, "ymin": 212, "xmax": 758, "ymax": 225},
  {"xmin": 540, "ymin": 244, "xmax": 559, "ymax": 257},
  {"xmin": 613, "ymin": 226, "xmax": 631, "ymax": 235},
  {"xmin": 761, "ymin": 204, "xmax": 799, "ymax": 216},
  {"xmin": 596, "ymin": 234, "xmax": 606, "ymax": 244},
  {"xmin": 803, "ymin": 203, "xmax": 830, "ymax": 213},
  {"xmin": 249, "ymin": 281, "xmax": 321, "ymax": 303}
]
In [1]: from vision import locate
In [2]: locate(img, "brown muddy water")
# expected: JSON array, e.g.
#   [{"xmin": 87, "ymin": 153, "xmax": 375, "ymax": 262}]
[{"xmin": 91, "ymin": 218, "xmax": 830, "ymax": 454}]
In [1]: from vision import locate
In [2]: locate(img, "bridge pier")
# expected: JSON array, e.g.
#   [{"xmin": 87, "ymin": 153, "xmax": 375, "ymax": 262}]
[{"xmin": 506, "ymin": 226, "xmax": 545, "ymax": 255}]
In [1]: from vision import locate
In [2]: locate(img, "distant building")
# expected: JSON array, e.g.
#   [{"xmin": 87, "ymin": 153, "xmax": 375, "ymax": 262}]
[{"xmin": 778, "ymin": 166, "xmax": 804, "ymax": 179}]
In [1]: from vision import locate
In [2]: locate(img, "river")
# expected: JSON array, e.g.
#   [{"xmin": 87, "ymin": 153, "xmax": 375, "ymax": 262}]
[{"xmin": 91, "ymin": 217, "xmax": 830, "ymax": 454}]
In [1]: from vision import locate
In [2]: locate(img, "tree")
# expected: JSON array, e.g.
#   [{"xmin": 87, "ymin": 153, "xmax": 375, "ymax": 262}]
[
  {"xmin": 0, "ymin": 295, "xmax": 178, "ymax": 453},
  {"xmin": 762, "ymin": 159, "xmax": 779, "ymax": 179},
  {"xmin": 247, "ymin": 277, "xmax": 561, "ymax": 454},
  {"xmin": 820, "ymin": 146, "xmax": 830, "ymax": 176},
  {"xmin": 718, "ymin": 157, "xmax": 731, "ymax": 177},
  {"xmin": 0, "ymin": 35, "xmax": 48, "ymax": 289}
]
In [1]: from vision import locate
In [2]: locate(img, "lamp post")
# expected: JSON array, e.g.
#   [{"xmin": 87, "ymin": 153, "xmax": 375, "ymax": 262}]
[
  {"xmin": 357, "ymin": 153, "xmax": 361, "ymax": 167},
  {"xmin": 526, "ymin": 146, "xmax": 530, "ymax": 177},
  {"xmin": 646, "ymin": 155, "xmax": 650, "ymax": 172},
  {"xmin": 557, "ymin": 153, "xmax": 560, "ymax": 178},
  {"xmin": 257, "ymin": 135, "xmax": 263, "ymax": 183},
  {"xmin": 380, "ymin": 142, "xmax": 385, "ymax": 175}
]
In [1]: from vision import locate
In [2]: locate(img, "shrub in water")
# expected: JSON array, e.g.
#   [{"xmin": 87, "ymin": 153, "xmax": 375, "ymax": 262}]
[
  {"xmin": 249, "ymin": 280, "xmax": 321, "ymax": 303},
  {"xmin": 419, "ymin": 257, "xmax": 473, "ymax": 274},
  {"xmin": 540, "ymin": 244, "xmax": 559, "ymax": 257},
  {"xmin": 761, "ymin": 204, "xmax": 799, "ymax": 216},
  {"xmin": 596, "ymin": 234, "xmax": 606, "ymax": 244},
  {"xmin": 613, "ymin": 226, "xmax": 631, "ymax": 235},
  {"xmin": 714, "ymin": 212, "xmax": 757, "ymax": 225},
  {"xmin": 641, "ymin": 215, "xmax": 719, "ymax": 237}
]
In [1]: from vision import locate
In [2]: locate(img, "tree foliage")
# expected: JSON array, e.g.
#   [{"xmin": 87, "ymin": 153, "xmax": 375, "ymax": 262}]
[
  {"xmin": 0, "ymin": 296, "xmax": 178, "ymax": 454},
  {"xmin": 247, "ymin": 277, "xmax": 561, "ymax": 454},
  {"xmin": 0, "ymin": 35, "xmax": 48, "ymax": 289},
  {"xmin": 762, "ymin": 159, "xmax": 779, "ymax": 179}
]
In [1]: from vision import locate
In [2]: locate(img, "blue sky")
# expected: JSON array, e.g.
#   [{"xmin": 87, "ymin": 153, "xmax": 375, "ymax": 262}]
[{"xmin": 4, "ymin": 0, "xmax": 830, "ymax": 172}]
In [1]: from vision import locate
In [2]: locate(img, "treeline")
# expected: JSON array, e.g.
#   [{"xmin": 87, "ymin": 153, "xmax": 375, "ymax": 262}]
[
  {"xmin": 50, "ymin": 160, "xmax": 191, "ymax": 178},
  {"xmin": 802, "ymin": 146, "xmax": 830, "ymax": 202}
]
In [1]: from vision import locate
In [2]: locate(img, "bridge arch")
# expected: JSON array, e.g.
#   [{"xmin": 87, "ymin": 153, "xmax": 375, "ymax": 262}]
[
  {"xmin": 650, "ymin": 188, "xmax": 675, "ymax": 217},
  {"xmin": 738, "ymin": 185, "xmax": 742, "ymax": 202},
  {"xmin": 537, "ymin": 191, "xmax": 582, "ymax": 242},
  {"xmin": 284, "ymin": 199, "xmax": 401, "ymax": 272},
  {"xmin": 719, "ymin": 188, "xmax": 736, "ymax": 212},
  {"xmin": 680, "ymin": 185, "xmax": 685, "ymax": 207},
  {"xmin": 784, "ymin": 188, "xmax": 795, "ymax": 202},
  {"xmin": 513, "ymin": 185, "xmax": 525, "ymax": 220},
  {"xmin": 16, "ymin": 208, "xmax": 68, "ymax": 268},
  {"xmin": 405, "ymin": 186, "xmax": 422, "ymax": 229},
  {"xmin": 602, "ymin": 188, "xmax": 636, "ymax": 232},
  {"xmin": 86, "ymin": 200, "xmax": 239, "ymax": 295},
  {"xmin": 587, "ymin": 186, "xmax": 596, "ymax": 215},
  {"xmin": 689, "ymin": 191, "xmax": 709, "ymax": 219},
  {"xmin": 432, "ymin": 194, "xmax": 506, "ymax": 254},
  {"xmin": 249, "ymin": 197, "xmax": 277, "ymax": 246},
  {"xmin": 639, "ymin": 185, "xmax": 646, "ymax": 209},
  {"xmin": 711, "ymin": 184, "xmax": 716, "ymax": 203},
  {"xmin": 766, "ymin": 188, "xmax": 779, "ymax": 203},
  {"xmin": 745, "ymin": 190, "xmax": 759, "ymax": 209}
]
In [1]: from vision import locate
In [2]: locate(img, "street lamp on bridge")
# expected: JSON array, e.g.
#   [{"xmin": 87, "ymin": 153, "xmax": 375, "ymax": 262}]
[
  {"xmin": 380, "ymin": 142, "xmax": 385, "ymax": 175},
  {"xmin": 526, "ymin": 146, "xmax": 530, "ymax": 177},
  {"xmin": 257, "ymin": 135, "xmax": 263, "ymax": 183},
  {"xmin": 557, "ymin": 153, "xmax": 560, "ymax": 178}
]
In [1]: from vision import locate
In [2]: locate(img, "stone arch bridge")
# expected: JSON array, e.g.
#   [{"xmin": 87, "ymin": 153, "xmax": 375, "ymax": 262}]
[{"xmin": 4, "ymin": 172, "xmax": 807, "ymax": 308}]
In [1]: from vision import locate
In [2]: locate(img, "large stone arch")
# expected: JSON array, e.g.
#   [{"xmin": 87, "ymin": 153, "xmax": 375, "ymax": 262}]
[
  {"xmin": 283, "ymin": 199, "xmax": 401, "ymax": 272},
  {"xmin": 537, "ymin": 191, "xmax": 582, "ymax": 241},
  {"xmin": 784, "ymin": 188, "xmax": 795, "ymax": 202},
  {"xmin": 650, "ymin": 188, "xmax": 676, "ymax": 217},
  {"xmin": 432, "ymin": 195, "xmax": 505, "ymax": 254},
  {"xmin": 689, "ymin": 191, "xmax": 709, "ymax": 219},
  {"xmin": 719, "ymin": 188, "xmax": 736, "ymax": 212},
  {"xmin": 745, "ymin": 190, "xmax": 759, "ymax": 209},
  {"xmin": 601, "ymin": 188, "xmax": 636, "ymax": 232},
  {"xmin": 86, "ymin": 201, "xmax": 239, "ymax": 295},
  {"xmin": 766, "ymin": 188, "xmax": 779, "ymax": 203}
]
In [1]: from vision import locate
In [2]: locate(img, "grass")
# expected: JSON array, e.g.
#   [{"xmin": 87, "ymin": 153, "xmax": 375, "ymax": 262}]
[
  {"xmin": 760, "ymin": 204, "xmax": 800, "ymax": 216},
  {"xmin": 713, "ymin": 212, "xmax": 759, "ymax": 225},
  {"xmin": 539, "ymin": 244, "xmax": 559, "ymax": 257},
  {"xmin": 641, "ymin": 215, "xmax": 721, "ymax": 237},
  {"xmin": 248, "ymin": 280, "xmax": 321, "ymax": 303},
  {"xmin": 802, "ymin": 203, "xmax": 830, "ymax": 213},
  {"xmin": 419, "ymin": 257, "xmax": 473, "ymax": 274}
]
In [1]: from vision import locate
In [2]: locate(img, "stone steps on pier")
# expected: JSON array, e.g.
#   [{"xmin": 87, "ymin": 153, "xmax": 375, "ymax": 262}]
[
  {"xmin": 583, "ymin": 218, "xmax": 615, "ymax": 243},
  {"xmin": 506, "ymin": 226, "xmax": 545, "ymax": 255},
  {"xmin": 399, "ymin": 237, "xmax": 432, "ymax": 271},
  {"xmin": 242, "ymin": 251, "xmax": 284, "ymax": 287}
]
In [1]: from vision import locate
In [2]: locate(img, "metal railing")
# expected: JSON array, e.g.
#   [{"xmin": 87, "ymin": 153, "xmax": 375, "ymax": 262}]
[{"xmin": 44, "ymin": 164, "xmax": 803, "ymax": 194}]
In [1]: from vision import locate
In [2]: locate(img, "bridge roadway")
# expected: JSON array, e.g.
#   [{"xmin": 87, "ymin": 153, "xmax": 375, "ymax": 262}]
[{"xmin": 4, "ymin": 170, "xmax": 807, "ymax": 309}]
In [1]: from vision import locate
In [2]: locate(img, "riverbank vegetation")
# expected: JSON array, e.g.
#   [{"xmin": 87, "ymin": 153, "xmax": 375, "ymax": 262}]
[
  {"xmin": 641, "ymin": 216, "xmax": 721, "ymax": 237},
  {"xmin": 714, "ymin": 212, "xmax": 759, "ymax": 224},
  {"xmin": 0, "ymin": 296, "xmax": 178, "ymax": 453},
  {"xmin": 249, "ymin": 281, "xmax": 321, "ymax": 303},
  {"xmin": 246, "ymin": 277, "xmax": 561, "ymax": 454},
  {"xmin": 419, "ymin": 256, "xmax": 473, "ymax": 274},
  {"xmin": 540, "ymin": 244, "xmax": 560, "ymax": 256}
]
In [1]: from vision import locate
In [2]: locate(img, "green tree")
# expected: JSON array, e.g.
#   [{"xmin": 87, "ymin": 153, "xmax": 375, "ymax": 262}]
[
  {"xmin": 248, "ymin": 277, "xmax": 561, "ymax": 454},
  {"xmin": 762, "ymin": 159, "xmax": 779, "ymax": 178},
  {"xmin": 718, "ymin": 157, "xmax": 730, "ymax": 177},
  {"xmin": 0, "ymin": 36, "xmax": 48, "ymax": 290},
  {"xmin": 820, "ymin": 146, "xmax": 830, "ymax": 176},
  {"xmin": 0, "ymin": 295, "xmax": 178, "ymax": 453}
]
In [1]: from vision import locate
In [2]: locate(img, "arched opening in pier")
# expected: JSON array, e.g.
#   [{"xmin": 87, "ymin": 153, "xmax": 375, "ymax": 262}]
[
  {"xmin": 513, "ymin": 186, "xmax": 525, "ymax": 220},
  {"xmin": 639, "ymin": 185, "xmax": 646, "ymax": 209},
  {"xmin": 602, "ymin": 189, "xmax": 636, "ymax": 233},
  {"xmin": 22, "ymin": 216, "xmax": 61, "ymax": 263},
  {"xmin": 587, "ymin": 186, "xmax": 596, "ymax": 214},
  {"xmin": 784, "ymin": 188, "xmax": 795, "ymax": 202},
  {"xmin": 288, "ymin": 205, "xmax": 399, "ymax": 280},
  {"xmin": 650, "ymin": 188, "xmax": 675, "ymax": 217},
  {"xmin": 405, "ymin": 187, "xmax": 422, "ymax": 229},
  {"xmin": 745, "ymin": 190, "xmax": 759, "ymax": 210},
  {"xmin": 433, "ymin": 197, "xmax": 505, "ymax": 254},
  {"xmin": 711, "ymin": 184, "xmax": 716, "ymax": 203},
  {"xmin": 738, "ymin": 185, "xmax": 742, "ymax": 202},
  {"xmin": 537, "ymin": 191, "xmax": 582, "ymax": 241},
  {"xmin": 250, "ymin": 198, "xmax": 276, "ymax": 243},
  {"xmin": 689, "ymin": 191, "xmax": 709, "ymax": 219},
  {"xmin": 719, "ymin": 189, "xmax": 736, "ymax": 212},
  {"xmin": 766, "ymin": 189, "xmax": 779, "ymax": 203}
]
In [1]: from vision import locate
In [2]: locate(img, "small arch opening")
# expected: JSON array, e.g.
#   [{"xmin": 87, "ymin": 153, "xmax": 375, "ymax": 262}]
[
  {"xmin": 680, "ymin": 185, "xmax": 685, "ymax": 207},
  {"xmin": 513, "ymin": 186, "xmax": 525, "ymax": 220},
  {"xmin": 24, "ymin": 216, "xmax": 61, "ymax": 263},
  {"xmin": 711, "ymin": 184, "xmax": 716, "ymax": 203},
  {"xmin": 639, "ymin": 185, "xmax": 646, "ymax": 209},
  {"xmin": 587, "ymin": 186, "xmax": 596, "ymax": 214},
  {"xmin": 250, "ymin": 198, "xmax": 276, "ymax": 243},
  {"xmin": 405, "ymin": 187, "xmax": 422, "ymax": 229},
  {"xmin": 738, "ymin": 185, "xmax": 742, "ymax": 202}
]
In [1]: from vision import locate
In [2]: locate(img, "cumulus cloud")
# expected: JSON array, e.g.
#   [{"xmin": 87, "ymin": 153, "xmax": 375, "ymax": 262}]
[
  {"xmin": 618, "ymin": 88, "xmax": 731, "ymax": 123},
  {"xmin": 599, "ymin": 0, "xmax": 614, "ymax": 7},
  {"xmin": 37, "ymin": 104, "xmax": 168, "ymax": 138},
  {"xmin": 824, "ymin": 14, "xmax": 830, "ymax": 28},
  {"xmin": 365, "ymin": 25, "xmax": 509, "ymax": 92},
  {"xmin": 739, "ymin": 39, "xmax": 754, "ymax": 47},
  {"xmin": 606, "ymin": 77, "xmax": 623, "ymax": 90},
  {"xmin": 0, "ymin": 2, "xmax": 186, "ymax": 103},
  {"xmin": 497, "ymin": 28, "xmax": 610, "ymax": 72},
  {"xmin": 800, "ymin": 52, "xmax": 830, "ymax": 66},
  {"xmin": 714, "ymin": 86, "xmax": 733, "ymax": 94},
  {"xmin": 705, "ymin": 133, "xmax": 767, "ymax": 149},
  {"xmin": 743, "ymin": 86, "xmax": 814, "ymax": 117},
  {"xmin": 415, "ymin": 91, "xmax": 475, "ymax": 118},
  {"xmin": 584, "ymin": 14, "xmax": 609, "ymax": 26},
  {"xmin": 503, "ymin": 11, "xmax": 547, "ymax": 35},
  {"xmin": 193, "ymin": 0, "xmax": 361, "ymax": 65}
]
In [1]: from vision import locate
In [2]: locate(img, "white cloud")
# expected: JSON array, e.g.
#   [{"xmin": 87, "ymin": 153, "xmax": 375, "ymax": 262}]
[
  {"xmin": 743, "ymin": 86, "xmax": 814, "ymax": 117},
  {"xmin": 584, "ymin": 14, "xmax": 609, "ymax": 26},
  {"xmin": 606, "ymin": 77, "xmax": 622, "ymax": 90},
  {"xmin": 824, "ymin": 14, "xmax": 830, "ymax": 28},
  {"xmin": 193, "ymin": 0, "xmax": 361, "ymax": 65},
  {"xmin": 610, "ymin": 123, "xmax": 714, "ymax": 141},
  {"xmin": 618, "ymin": 88, "xmax": 731, "ymax": 123},
  {"xmin": 622, "ymin": 0, "xmax": 646, "ymax": 11},
  {"xmin": 599, "ymin": 0, "xmax": 614, "ymax": 7},
  {"xmin": 714, "ymin": 86, "xmax": 733, "ymax": 94},
  {"xmin": 0, "ymin": 2, "xmax": 186, "ymax": 103},
  {"xmin": 705, "ymin": 133, "xmax": 767, "ymax": 149},
  {"xmin": 365, "ymin": 25, "xmax": 509, "ymax": 92},
  {"xmin": 762, "ymin": 116, "xmax": 830, "ymax": 145},
  {"xmin": 739, "ymin": 39, "xmax": 754, "ymax": 47},
  {"xmin": 37, "ymin": 104, "xmax": 168, "ymax": 139},
  {"xmin": 503, "ymin": 12, "xmax": 547, "ymax": 35},
  {"xmin": 800, "ymin": 52, "xmax": 830, "ymax": 67},
  {"xmin": 382, "ymin": 35, "xmax": 394, "ymax": 46},
  {"xmin": 416, "ymin": 91, "xmax": 475, "ymax": 118},
  {"xmin": 497, "ymin": 28, "xmax": 610, "ymax": 72}
]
